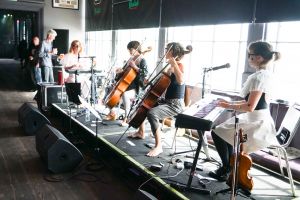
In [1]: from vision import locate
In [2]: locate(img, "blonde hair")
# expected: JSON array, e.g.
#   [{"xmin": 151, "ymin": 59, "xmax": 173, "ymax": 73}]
[
  {"xmin": 69, "ymin": 40, "xmax": 83, "ymax": 54},
  {"xmin": 47, "ymin": 29, "xmax": 57, "ymax": 37}
]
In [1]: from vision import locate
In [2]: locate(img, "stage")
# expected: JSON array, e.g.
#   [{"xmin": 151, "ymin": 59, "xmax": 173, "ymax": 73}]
[{"xmin": 50, "ymin": 103, "xmax": 299, "ymax": 200}]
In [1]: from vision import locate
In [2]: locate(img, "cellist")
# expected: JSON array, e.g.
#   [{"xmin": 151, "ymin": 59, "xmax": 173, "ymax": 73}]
[
  {"xmin": 105, "ymin": 41, "xmax": 148, "ymax": 126},
  {"xmin": 208, "ymin": 41, "xmax": 281, "ymax": 181},
  {"xmin": 128, "ymin": 42, "xmax": 192, "ymax": 157}
]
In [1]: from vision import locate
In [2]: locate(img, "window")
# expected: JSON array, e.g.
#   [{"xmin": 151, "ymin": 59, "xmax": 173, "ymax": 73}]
[
  {"xmin": 166, "ymin": 24, "xmax": 248, "ymax": 91},
  {"xmin": 266, "ymin": 21, "xmax": 300, "ymax": 103},
  {"xmin": 85, "ymin": 22, "xmax": 299, "ymax": 103},
  {"xmin": 85, "ymin": 30, "xmax": 112, "ymax": 71}
]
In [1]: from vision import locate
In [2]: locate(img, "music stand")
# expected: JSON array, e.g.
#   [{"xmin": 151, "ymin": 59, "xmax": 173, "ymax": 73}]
[{"xmin": 65, "ymin": 83, "xmax": 81, "ymax": 106}]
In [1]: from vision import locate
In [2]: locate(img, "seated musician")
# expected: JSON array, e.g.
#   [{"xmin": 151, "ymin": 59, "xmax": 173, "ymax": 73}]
[
  {"xmin": 60, "ymin": 40, "xmax": 88, "ymax": 83},
  {"xmin": 106, "ymin": 41, "xmax": 148, "ymax": 126},
  {"xmin": 128, "ymin": 42, "xmax": 192, "ymax": 157},
  {"xmin": 208, "ymin": 41, "xmax": 281, "ymax": 181}
]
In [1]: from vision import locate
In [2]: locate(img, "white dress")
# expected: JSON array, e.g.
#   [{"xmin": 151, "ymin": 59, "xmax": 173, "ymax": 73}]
[{"xmin": 214, "ymin": 69, "xmax": 279, "ymax": 153}]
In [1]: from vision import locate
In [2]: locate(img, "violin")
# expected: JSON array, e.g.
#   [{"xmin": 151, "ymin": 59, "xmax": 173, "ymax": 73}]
[
  {"xmin": 105, "ymin": 47, "xmax": 151, "ymax": 108},
  {"xmin": 227, "ymin": 128, "xmax": 254, "ymax": 192}
]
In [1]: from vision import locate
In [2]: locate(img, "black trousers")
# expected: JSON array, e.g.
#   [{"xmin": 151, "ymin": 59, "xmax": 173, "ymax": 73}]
[{"xmin": 211, "ymin": 130, "xmax": 233, "ymax": 170}]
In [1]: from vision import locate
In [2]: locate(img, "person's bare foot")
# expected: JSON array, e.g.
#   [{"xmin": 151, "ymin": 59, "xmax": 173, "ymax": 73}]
[
  {"xmin": 146, "ymin": 146, "xmax": 163, "ymax": 157},
  {"xmin": 127, "ymin": 132, "xmax": 145, "ymax": 139}
]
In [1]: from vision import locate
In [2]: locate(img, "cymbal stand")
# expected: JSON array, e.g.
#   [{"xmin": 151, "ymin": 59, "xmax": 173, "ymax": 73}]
[{"xmin": 89, "ymin": 57, "xmax": 98, "ymax": 106}]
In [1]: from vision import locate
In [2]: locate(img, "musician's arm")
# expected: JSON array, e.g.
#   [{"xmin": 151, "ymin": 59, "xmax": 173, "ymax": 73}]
[
  {"xmin": 219, "ymin": 91, "xmax": 262, "ymax": 112},
  {"xmin": 168, "ymin": 58, "xmax": 184, "ymax": 84}
]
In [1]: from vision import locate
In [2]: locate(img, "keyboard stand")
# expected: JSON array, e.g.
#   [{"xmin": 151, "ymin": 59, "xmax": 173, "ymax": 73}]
[
  {"xmin": 170, "ymin": 130, "xmax": 211, "ymax": 195},
  {"xmin": 170, "ymin": 128, "xmax": 211, "ymax": 160}
]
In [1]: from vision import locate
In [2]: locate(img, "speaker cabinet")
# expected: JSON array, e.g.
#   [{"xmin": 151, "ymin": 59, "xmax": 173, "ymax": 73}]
[
  {"xmin": 18, "ymin": 102, "xmax": 51, "ymax": 135},
  {"xmin": 36, "ymin": 124, "xmax": 83, "ymax": 173}
]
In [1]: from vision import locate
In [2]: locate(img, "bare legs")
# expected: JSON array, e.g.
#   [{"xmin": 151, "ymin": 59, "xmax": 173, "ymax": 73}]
[
  {"xmin": 127, "ymin": 122, "xmax": 163, "ymax": 157},
  {"xmin": 147, "ymin": 127, "xmax": 163, "ymax": 157}
]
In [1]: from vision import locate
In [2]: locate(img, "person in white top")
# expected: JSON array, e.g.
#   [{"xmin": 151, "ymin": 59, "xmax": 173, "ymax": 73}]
[
  {"xmin": 208, "ymin": 41, "xmax": 281, "ymax": 181},
  {"xmin": 60, "ymin": 40, "xmax": 87, "ymax": 83}
]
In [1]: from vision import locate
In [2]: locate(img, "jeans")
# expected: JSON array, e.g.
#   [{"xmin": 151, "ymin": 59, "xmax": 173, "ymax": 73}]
[
  {"xmin": 42, "ymin": 66, "xmax": 54, "ymax": 83},
  {"xmin": 34, "ymin": 67, "xmax": 42, "ymax": 84}
]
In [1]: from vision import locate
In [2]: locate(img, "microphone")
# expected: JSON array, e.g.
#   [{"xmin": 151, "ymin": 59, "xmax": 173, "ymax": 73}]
[
  {"xmin": 205, "ymin": 63, "xmax": 230, "ymax": 72},
  {"xmin": 78, "ymin": 55, "xmax": 96, "ymax": 59}
]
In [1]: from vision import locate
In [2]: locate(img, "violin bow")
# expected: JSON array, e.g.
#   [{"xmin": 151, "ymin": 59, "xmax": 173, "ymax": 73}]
[
  {"xmin": 144, "ymin": 45, "xmax": 174, "ymax": 89},
  {"xmin": 123, "ymin": 38, "xmax": 146, "ymax": 68}
]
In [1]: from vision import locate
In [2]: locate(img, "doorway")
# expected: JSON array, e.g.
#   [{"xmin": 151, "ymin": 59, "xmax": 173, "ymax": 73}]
[{"xmin": 0, "ymin": 9, "xmax": 39, "ymax": 58}]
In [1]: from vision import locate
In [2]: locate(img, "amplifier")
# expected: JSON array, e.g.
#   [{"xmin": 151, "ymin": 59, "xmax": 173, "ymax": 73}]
[{"xmin": 36, "ymin": 83, "xmax": 67, "ymax": 111}]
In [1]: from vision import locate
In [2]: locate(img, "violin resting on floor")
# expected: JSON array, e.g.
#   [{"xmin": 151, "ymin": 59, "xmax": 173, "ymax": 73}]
[{"xmin": 227, "ymin": 128, "xmax": 254, "ymax": 192}]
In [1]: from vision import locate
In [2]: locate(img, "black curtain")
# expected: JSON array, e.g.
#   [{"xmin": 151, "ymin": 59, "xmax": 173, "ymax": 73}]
[
  {"xmin": 85, "ymin": 0, "xmax": 300, "ymax": 32},
  {"xmin": 161, "ymin": 0, "xmax": 255, "ymax": 27},
  {"xmin": 86, "ymin": 0, "xmax": 113, "ymax": 31},
  {"xmin": 255, "ymin": 0, "xmax": 300, "ymax": 23},
  {"xmin": 112, "ymin": 0, "xmax": 161, "ymax": 30}
]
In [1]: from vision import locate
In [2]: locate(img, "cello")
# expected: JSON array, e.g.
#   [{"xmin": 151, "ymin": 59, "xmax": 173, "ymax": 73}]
[
  {"xmin": 104, "ymin": 47, "xmax": 151, "ymax": 108},
  {"xmin": 128, "ymin": 44, "xmax": 193, "ymax": 128},
  {"xmin": 128, "ymin": 70, "xmax": 171, "ymax": 128},
  {"xmin": 227, "ymin": 128, "xmax": 254, "ymax": 193}
]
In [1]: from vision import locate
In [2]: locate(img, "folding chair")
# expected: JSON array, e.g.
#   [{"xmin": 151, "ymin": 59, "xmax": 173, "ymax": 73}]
[{"xmin": 268, "ymin": 103, "xmax": 300, "ymax": 197}]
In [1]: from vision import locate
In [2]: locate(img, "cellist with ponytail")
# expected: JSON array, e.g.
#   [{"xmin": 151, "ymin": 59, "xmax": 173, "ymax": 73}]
[{"xmin": 128, "ymin": 42, "xmax": 192, "ymax": 157}]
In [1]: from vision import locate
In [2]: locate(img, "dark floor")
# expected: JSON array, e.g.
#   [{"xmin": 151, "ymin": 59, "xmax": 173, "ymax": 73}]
[{"xmin": 0, "ymin": 59, "xmax": 135, "ymax": 200}]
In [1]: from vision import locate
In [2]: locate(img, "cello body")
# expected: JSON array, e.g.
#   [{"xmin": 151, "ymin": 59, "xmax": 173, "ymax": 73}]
[
  {"xmin": 104, "ymin": 66, "xmax": 137, "ymax": 108},
  {"xmin": 128, "ymin": 72, "xmax": 171, "ymax": 128},
  {"xmin": 227, "ymin": 128, "xmax": 254, "ymax": 191}
]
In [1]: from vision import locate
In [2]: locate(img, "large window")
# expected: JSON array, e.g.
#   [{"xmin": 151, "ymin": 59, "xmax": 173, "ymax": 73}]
[
  {"xmin": 266, "ymin": 21, "xmax": 300, "ymax": 103},
  {"xmin": 166, "ymin": 24, "xmax": 248, "ymax": 91},
  {"xmin": 85, "ymin": 22, "xmax": 299, "ymax": 103},
  {"xmin": 85, "ymin": 30, "xmax": 112, "ymax": 72}
]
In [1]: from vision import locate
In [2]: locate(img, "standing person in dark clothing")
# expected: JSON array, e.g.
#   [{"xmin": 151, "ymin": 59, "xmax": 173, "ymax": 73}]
[
  {"xmin": 28, "ymin": 36, "xmax": 42, "ymax": 85},
  {"xmin": 18, "ymin": 39, "xmax": 28, "ymax": 69},
  {"xmin": 39, "ymin": 29, "xmax": 57, "ymax": 83}
]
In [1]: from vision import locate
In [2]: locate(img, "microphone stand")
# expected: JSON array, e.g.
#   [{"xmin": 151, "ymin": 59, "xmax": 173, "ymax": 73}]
[
  {"xmin": 216, "ymin": 110, "xmax": 252, "ymax": 199},
  {"xmin": 201, "ymin": 67, "xmax": 211, "ymax": 99}
]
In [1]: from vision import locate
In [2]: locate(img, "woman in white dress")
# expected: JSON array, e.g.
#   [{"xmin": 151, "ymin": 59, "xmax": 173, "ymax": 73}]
[{"xmin": 208, "ymin": 41, "xmax": 281, "ymax": 181}]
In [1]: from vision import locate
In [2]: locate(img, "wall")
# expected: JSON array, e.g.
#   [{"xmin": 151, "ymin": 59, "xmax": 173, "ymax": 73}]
[
  {"xmin": 0, "ymin": 0, "xmax": 85, "ymax": 52},
  {"xmin": 43, "ymin": 0, "xmax": 84, "ymax": 46}
]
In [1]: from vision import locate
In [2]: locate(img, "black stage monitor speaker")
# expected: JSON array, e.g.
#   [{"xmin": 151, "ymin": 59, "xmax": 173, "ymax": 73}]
[
  {"xmin": 35, "ymin": 124, "xmax": 83, "ymax": 173},
  {"xmin": 18, "ymin": 102, "xmax": 51, "ymax": 135}
]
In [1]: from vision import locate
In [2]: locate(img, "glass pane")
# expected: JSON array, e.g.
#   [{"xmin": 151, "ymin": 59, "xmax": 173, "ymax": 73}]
[
  {"xmin": 215, "ymin": 24, "xmax": 246, "ymax": 41},
  {"xmin": 277, "ymin": 21, "xmax": 300, "ymax": 42}
]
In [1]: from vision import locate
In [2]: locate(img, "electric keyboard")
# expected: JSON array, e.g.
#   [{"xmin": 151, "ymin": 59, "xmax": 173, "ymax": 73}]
[{"xmin": 175, "ymin": 95, "xmax": 226, "ymax": 131}]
